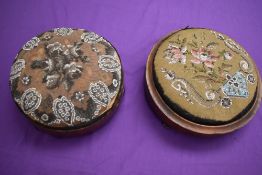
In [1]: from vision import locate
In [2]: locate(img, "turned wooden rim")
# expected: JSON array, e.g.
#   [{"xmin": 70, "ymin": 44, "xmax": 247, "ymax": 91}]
[{"xmin": 145, "ymin": 28, "xmax": 262, "ymax": 135}]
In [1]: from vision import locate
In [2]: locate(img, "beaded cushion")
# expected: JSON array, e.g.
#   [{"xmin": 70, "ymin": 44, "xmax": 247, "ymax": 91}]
[{"xmin": 9, "ymin": 28, "xmax": 123, "ymax": 132}]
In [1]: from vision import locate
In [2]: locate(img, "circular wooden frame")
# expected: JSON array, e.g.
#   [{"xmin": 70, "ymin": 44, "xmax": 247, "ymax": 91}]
[{"xmin": 145, "ymin": 28, "xmax": 262, "ymax": 135}]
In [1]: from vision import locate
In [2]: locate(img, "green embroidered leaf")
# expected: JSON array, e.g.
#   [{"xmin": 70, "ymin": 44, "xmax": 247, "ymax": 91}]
[
  {"xmin": 221, "ymin": 63, "xmax": 232, "ymax": 70},
  {"xmin": 192, "ymin": 40, "xmax": 198, "ymax": 47},
  {"xmin": 182, "ymin": 38, "xmax": 187, "ymax": 44},
  {"xmin": 206, "ymin": 42, "xmax": 218, "ymax": 48},
  {"xmin": 193, "ymin": 74, "xmax": 223, "ymax": 84},
  {"xmin": 188, "ymin": 43, "xmax": 196, "ymax": 48},
  {"xmin": 188, "ymin": 41, "xmax": 198, "ymax": 48},
  {"xmin": 192, "ymin": 75, "xmax": 211, "ymax": 81},
  {"xmin": 193, "ymin": 34, "xmax": 197, "ymax": 39}
]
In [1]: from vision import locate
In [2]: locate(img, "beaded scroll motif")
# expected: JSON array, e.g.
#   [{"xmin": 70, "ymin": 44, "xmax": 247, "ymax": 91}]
[
  {"xmin": 161, "ymin": 30, "xmax": 255, "ymax": 108},
  {"xmin": 10, "ymin": 28, "xmax": 122, "ymax": 127}
]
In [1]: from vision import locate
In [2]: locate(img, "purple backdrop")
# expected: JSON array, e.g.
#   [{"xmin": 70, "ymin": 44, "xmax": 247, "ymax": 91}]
[{"xmin": 0, "ymin": 0, "xmax": 261, "ymax": 174}]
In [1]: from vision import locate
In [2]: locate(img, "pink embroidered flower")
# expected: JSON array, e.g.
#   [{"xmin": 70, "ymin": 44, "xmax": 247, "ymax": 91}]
[
  {"xmin": 165, "ymin": 44, "xmax": 187, "ymax": 64},
  {"xmin": 190, "ymin": 48, "xmax": 219, "ymax": 68}
]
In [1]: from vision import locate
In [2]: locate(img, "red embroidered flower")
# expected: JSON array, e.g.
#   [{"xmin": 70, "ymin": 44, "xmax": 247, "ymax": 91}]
[
  {"xmin": 165, "ymin": 44, "xmax": 187, "ymax": 64},
  {"xmin": 190, "ymin": 48, "xmax": 219, "ymax": 68}
]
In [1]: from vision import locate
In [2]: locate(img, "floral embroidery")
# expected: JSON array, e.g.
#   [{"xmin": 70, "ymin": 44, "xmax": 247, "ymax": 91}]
[
  {"xmin": 21, "ymin": 76, "xmax": 31, "ymax": 85},
  {"xmin": 52, "ymin": 96, "xmax": 75, "ymax": 125},
  {"xmin": 54, "ymin": 28, "xmax": 73, "ymax": 36},
  {"xmin": 21, "ymin": 88, "xmax": 42, "ymax": 114},
  {"xmin": 23, "ymin": 37, "xmax": 40, "ymax": 50},
  {"xmin": 160, "ymin": 30, "xmax": 256, "ymax": 109},
  {"xmin": 191, "ymin": 48, "xmax": 219, "ymax": 68},
  {"xmin": 81, "ymin": 32, "xmax": 102, "ymax": 43},
  {"xmin": 98, "ymin": 55, "xmax": 121, "ymax": 72},
  {"xmin": 220, "ymin": 97, "xmax": 232, "ymax": 108},
  {"xmin": 10, "ymin": 59, "xmax": 25, "ymax": 80},
  {"xmin": 88, "ymin": 81, "xmax": 111, "ymax": 107},
  {"xmin": 75, "ymin": 91, "xmax": 85, "ymax": 102},
  {"xmin": 31, "ymin": 42, "xmax": 87, "ymax": 91},
  {"xmin": 164, "ymin": 44, "xmax": 187, "ymax": 64}
]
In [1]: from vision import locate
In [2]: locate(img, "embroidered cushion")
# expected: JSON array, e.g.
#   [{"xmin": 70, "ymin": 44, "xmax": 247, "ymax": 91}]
[{"xmin": 146, "ymin": 28, "xmax": 261, "ymax": 134}]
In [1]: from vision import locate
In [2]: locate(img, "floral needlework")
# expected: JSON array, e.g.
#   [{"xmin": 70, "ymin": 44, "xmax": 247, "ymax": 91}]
[
  {"xmin": 163, "ymin": 33, "xmax": 235, "ymax": 89},
  {"xmin": 160, "ymin": 30, "xmax": 256, "ymax": 109},
  {"xmin": 164, "ymin": 43, "xmax": 187, "ymax": 64},
  {"xmin": 30, "ymin": 42, "xmax": 88, "ymax": 91},
  {"xmin": 21, "ymin": 76, "xmax": 31, "ymax": 85},
  {"xmin": 75, "ymin": 91, "xmax": 85, "ymax": 102},
  {"xmin": 190, "ymin": 48, "xmax": 219, "ymax": 68}
]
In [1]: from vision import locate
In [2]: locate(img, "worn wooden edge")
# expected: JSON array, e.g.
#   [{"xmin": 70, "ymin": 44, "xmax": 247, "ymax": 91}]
[{"xmin": 145, "ymin": 27, "xmax": 262, "ymax": 135}]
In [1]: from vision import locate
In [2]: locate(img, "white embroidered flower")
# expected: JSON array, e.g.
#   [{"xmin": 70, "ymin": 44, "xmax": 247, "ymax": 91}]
[
  {"xmin": 75, "ymin": 92, "xmax": 85, "ymax": 102},
  {"xmin": 21, "ymin": 76, "xmax": 31, "ymax": 85},
  {"xmin": 23, "ymin": 37, "xmax": 40, "ymax": 50},
  {"xmin": 54, "ymin": 28, "xmax": 73, "ymax": 36}
]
